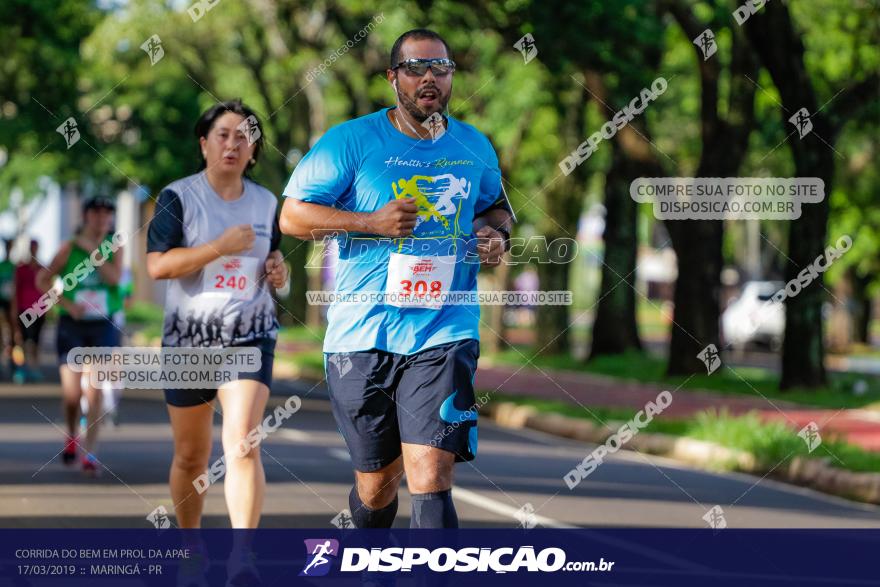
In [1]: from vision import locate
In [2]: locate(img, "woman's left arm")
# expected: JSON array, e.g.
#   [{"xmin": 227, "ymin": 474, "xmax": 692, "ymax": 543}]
[{"xmin": 264, "ymin": 250, "xmax": 288, "ymax": 289}]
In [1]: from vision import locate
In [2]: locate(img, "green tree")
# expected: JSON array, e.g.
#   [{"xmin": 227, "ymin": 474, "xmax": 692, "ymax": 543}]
[
  {"xmin": 0, "ymin": 0, "xmax": 102, "ymax": 208},
  {"xmin": 743, "ymin": 0, "xmax": 879, "ymax": 388}
]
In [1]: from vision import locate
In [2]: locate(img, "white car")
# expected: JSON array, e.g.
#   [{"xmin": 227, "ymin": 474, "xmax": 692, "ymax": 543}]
[{"xmin": 721, "ymin": 281, "xmax": 786, "ymax": 350}]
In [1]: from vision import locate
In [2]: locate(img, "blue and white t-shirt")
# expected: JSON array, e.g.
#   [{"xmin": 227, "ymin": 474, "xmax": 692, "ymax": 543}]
[{"xmin": 283, "ymin": 108, "xmax": 511, "ymax": 355}]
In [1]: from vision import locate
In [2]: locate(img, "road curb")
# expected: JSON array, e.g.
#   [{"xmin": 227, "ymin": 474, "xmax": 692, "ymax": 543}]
[{"xmin": 480, "ymin": 401, "xmax": 880, "ymax": 506}]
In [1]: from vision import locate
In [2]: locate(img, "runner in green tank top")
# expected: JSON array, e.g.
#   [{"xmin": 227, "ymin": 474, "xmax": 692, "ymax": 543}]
[
  {"xmin": 37, "ymin": 197, "xmax": 124, "ymax": 477},
  {"xmin": 58, "ymin": 236, "xmax": 123, "ymax": 319},
  {"xmin": 58, "ymin": 232, "xmax": 128, "ymax": 429}
]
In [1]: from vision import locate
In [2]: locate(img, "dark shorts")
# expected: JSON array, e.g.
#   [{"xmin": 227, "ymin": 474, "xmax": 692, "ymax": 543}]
[
  {"xmin": 22, "ymin": 314, "xmax": 45, "ymax": 343},
  {"xmin": 57, "ymin": 315, "xmax": 121, "ymax": 364},
  {"xmin": 163, "ymin": 338, "xmax": 276, "ymax": 407},
  {"xmin": 325, "ymin": 338, "xmax": 480, "ymax": 472}
]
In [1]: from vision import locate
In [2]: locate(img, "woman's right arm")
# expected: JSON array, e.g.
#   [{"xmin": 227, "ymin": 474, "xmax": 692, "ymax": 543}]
[
  {"xmin": 147, "ymin": 225, "xmax": 255, "ymax": 280},
  {"xmin": 146, "ymin": 189, "xmax": 253, "ymax": 281},
  {"xmin": 146, "ymin": 246, "xmax": 218, "ymax": 281}
]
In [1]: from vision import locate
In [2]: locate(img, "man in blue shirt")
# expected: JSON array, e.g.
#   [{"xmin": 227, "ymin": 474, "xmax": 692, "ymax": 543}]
[{"xmin": 281, "ymin": 29, "xmax": 513, "ymax": 529}]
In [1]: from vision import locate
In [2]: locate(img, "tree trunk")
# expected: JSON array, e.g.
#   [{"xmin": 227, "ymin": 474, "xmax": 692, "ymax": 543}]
[
  {"xmin": 851, "ymin": 271, "xmax": 872, "ymax": 345},
  {"xmin": 590, "ymin": 141, "xmax": 643, "ymax": 357},
  {"xmin": 277, "ymin": 212, "xmax": 310, "ymax": 327},
  {"xmin": 481, "ymin": 110, "xmax": 533, "ymax": 354},
  {"xmin": 665, "ymin": 220, "xmax": 723, "ymax": 373},
  {"xmin": 857, "ymin": 298, "xmax": 873, "ymax": 345},
  {"xmin": 536, "ymin": 244, "xmax": 574, "ymax": 354},
  {"xmin": 484, "ymin": 262, "xmax": 510, "ymax": 354},
  {"xmin": 663, "ymin": 0, "xmax": 757, "ymax": 375},
  {"xmin": 743, "ymin": 2, "xmax": 834, "ymax": 388},
  {"xmin": 535, "ymin": 83, "xmax": 586, "ymax": 355},
  {"xmin": 536, "ymin": 176, "xmax": 580, "ymax": 354},
  {"xmin": 780, "ymin": 188, "xmax": 830, "ymax": 388}
]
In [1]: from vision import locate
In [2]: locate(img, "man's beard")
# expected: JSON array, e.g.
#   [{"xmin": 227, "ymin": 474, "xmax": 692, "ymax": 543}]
[{"xmin": 397, "ymin": 85, "xmax": 450, "ymax": 123}]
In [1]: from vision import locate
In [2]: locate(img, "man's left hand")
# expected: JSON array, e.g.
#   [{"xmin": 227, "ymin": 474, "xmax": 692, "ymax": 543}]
[{"xmin": 475, "ymin": 226, "xmax": 506, "ymax": 268}]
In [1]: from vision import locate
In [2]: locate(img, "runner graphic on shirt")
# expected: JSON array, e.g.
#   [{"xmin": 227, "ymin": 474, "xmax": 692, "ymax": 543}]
[
  {"xmin": 391, "ymin": 173, "xmax": 470, "ymax": 234},
  {"xmin": 168, "ymin": 300, "xmax": 276, "ymax": 347},
  {"xmin": 204, "ymin": 308, "xmax": 225, "ymax": 346},
  {"xmin": 165, "ymin": 308, "xmax": 183, "ymax": 344},
  {"xmin": 230, "ymin": 311, "xmax": 247, "ymax": 341},
  {"xmin": 184, "ymin": 310, "xmax": 203, "ymax": 346}
]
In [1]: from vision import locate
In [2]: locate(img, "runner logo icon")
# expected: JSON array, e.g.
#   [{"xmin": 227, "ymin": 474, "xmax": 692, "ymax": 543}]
[{"xmin": 300, "ymin": 539, "xmax": 339, "ymax": 577}]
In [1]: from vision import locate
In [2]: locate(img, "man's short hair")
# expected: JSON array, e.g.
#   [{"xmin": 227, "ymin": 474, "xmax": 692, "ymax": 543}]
[{"xmin": 389, "ymin": 29, "xmax": 453, "ymax": 69}]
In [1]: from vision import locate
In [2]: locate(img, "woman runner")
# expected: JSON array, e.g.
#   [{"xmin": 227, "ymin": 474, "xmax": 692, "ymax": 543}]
[{"xmin": 146, "ymin": 99, "xmax": 287, "ymax": 586}]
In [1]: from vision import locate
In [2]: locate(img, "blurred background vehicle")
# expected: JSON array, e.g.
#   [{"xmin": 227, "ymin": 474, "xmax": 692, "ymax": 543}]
[{"xmin": 721, "ymin": 281, "xmax": 785, "ymax": 351}]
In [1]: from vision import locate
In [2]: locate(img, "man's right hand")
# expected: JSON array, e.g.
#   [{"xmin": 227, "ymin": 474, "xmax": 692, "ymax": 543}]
[
  {"xmin": 366, "ymin": 198, "xmax": 419, "ymax": 237},
  {"xmin": 214, "ymin": 224, "xmax": 256, "ymax": 255}
]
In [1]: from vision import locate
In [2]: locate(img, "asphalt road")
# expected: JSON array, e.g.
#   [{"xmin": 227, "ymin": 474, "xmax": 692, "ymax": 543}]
[{"xmin": 1, "ymin": 376, "xmax": 879, "ymax": 530}]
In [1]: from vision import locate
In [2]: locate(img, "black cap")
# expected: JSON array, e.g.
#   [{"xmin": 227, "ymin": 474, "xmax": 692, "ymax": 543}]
[{"xmin": 83, "ymin": 196, "xmax": 116, "ymax": 213}]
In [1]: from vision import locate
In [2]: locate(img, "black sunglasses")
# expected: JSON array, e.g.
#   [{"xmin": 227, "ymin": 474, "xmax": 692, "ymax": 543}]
[{"xmin": 392, "ymin": 58, "xmax": 456, "ymax": 77}]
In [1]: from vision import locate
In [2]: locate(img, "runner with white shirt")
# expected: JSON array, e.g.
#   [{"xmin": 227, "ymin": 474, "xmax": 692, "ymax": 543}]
[
  {"xmin": 280, "ymin": 29, "xmax": 513, "ymax": 529},
  {"xmin": 146, "ymin": 100, "xmax": 287, "ymax": 586}
]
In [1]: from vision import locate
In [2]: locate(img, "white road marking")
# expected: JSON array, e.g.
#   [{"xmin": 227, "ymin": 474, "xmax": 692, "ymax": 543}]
[
  {"xmin": 328, "ymin": 448, "xmax": 351, "ymax": 462},
  {"xmin": 275, "ymin": 428, "xmax": 312, "ymax": 443},
  {"xmin": 451, "ymin": 486, "xmax": 576, "ymax": 528},
  {"xmin": 454, "ymin": 486, "xmax": 711, "ymax": 572}
]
